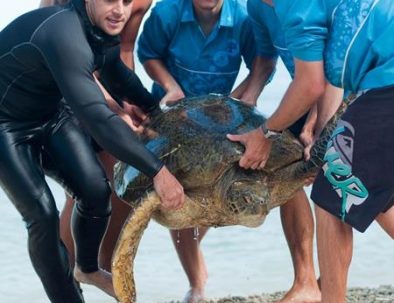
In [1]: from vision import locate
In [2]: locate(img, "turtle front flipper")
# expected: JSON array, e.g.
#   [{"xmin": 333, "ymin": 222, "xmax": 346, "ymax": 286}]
[{"xmin": 112, "ymin": 192, "xmax": 160, "ymax": 303}]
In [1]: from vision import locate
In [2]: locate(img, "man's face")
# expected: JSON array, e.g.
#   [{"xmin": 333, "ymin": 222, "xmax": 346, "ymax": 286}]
[
  {"xmin": 193, "ymin": 0, "xmax": 223, "ymax": 12},
  {"xmin": 85, "ymin": 0, "xmax": 133, "ymax": 35}
]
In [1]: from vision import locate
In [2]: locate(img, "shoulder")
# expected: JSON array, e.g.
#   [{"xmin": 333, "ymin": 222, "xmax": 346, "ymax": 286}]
[
  {"xmin": 32, "ymin": 7, "xmax": 84, "ymax": 43},
  {"xmin": 247, "ymin": 0, "xmax": 270, "ymax": 15},
  {"xmin": 149, "ymin": 0, "xmax": 181, "ymax": 23},
  {"xmin": 230, "ymin": 0, "xmax": 251, "ymax": 24},
  {"xmin": 132, "ymin": 0, "xmax": 153, "ymax": 14},
  {"xmin": 32, "ymin": 8, "xmax": 92, "ymax": 66}
]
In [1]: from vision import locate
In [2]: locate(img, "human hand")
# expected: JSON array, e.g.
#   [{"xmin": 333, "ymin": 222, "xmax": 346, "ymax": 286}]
[
  {"xmin": 299, "ymin": 128, "xmax": 319, "ymax": 185},
  {"xmin": 153, "ymin": 166, "xmax": 185, "ymax": 210},
  {"xmin": 227, "ymin": 128, "xmax": 273, "ymax": 170},
  {"xmin": 237, "ymin": 95, "xmax": 257, "ymax": 107},
  {"xmin": 304, "ymin": 173, "xmax": 317, "ymax": 186},
  {"xmin": 119, "ymin": 113, "xmax": 145, "ymax": 135},
  {"xmin": 122, "ymin": 102, "xmax": 149, "ymax": 127},
  {"xmin": 160, "ymin": 88, "xmax": 185, "ymax": 107},
  {"xmin": 299, "ymin": 127, "xmax": 315, "ymax": 161}
]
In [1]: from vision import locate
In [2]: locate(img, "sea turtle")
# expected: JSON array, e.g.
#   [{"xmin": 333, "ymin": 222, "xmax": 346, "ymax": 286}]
[{"xmin": 111, "ymin": 94, "xmax": 335, "ymax": 302}]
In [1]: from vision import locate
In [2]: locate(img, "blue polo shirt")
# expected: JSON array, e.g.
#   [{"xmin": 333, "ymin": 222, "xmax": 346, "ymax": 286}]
[
  {"xmin": 273, "ymin": 0, "xmax": 394, "ymax": 95},
  {"xmin": 325, "ymin": 0, "xmax": 394, "ymax": 94},
  {"xmin": 247, "ymin": 0, "xmax": 294, "ymax": 77},
  {"xmin": 138, "ymin": 0, "xmax": 256, "ymax": 99}
]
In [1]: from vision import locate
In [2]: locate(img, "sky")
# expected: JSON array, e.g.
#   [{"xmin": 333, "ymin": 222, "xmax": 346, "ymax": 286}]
[{"xmin": 0, "ymin": 1, "xmax": 41, "ymax": 30}]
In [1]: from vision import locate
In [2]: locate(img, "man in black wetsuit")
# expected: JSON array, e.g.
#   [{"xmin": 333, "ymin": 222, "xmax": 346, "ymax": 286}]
[{"xmin": 0, "ymin": 0, "xmax": 184, "ymax": 302}]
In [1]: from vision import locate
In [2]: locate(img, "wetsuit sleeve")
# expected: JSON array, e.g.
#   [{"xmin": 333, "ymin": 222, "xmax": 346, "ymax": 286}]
[
  {"xmin": 99, "ymin": 46, "xmax": 159, "ymax": 113},
  {"xmin": 247, "ymin": 0, "xmax": 278, "ymax": 60},
  {"xmin": 35, "ymin": 27, "xmax": 163, "ymax": 178},
  {"xmin": 273, "ymin": 0, "xmax": 327, "ymax": 61},
  {"xmin": 137, "ymin": 3, "xmax": 176, "ymax": 63}
]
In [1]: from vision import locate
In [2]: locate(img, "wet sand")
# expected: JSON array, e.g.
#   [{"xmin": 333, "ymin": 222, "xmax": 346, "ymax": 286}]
[{"xmin": 165, "ymin": 285, "xmax": 394, "ymax": 303}]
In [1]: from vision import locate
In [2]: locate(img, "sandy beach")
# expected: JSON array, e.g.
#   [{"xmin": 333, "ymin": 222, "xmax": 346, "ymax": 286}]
[{"xmin": 165, "ymin": 285, "xmax": 394, "ymax": 303}]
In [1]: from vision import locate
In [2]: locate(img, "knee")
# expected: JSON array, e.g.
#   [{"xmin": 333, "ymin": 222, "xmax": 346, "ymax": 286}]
[
  {"xmin": 376, "ymin": 206, "xmax": 394, "ymax": 239},
  {"xmin": 26, "ymin": 205, "xmax": 59, "ymax": 233},
  {"xmin": 19, "ymin": 190, "xmax": 59, "ymax": 231},
  {"xmin": 76, "ymin": 178, "xmax": 112, "ymax": 217}
]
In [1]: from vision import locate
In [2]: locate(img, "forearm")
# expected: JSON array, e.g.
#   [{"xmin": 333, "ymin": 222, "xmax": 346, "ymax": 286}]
[
  {"xmin": 315, "ymin": 83, "xmax": 344, "ymax": 137},
  {"xmin": 265, "ymin": 59, "xmax": 325, "ymax": 131},
  {"xmin": 105, "ymin": 96, "xmax": 127, "ymax": 118},
  {"xmin": 143, "ymin": 59, "xmax": 182, "ymax": 93},
  {"xmin": 231, "ymin": 76, "xmax": 250, "ymax": 100},
  {"xmin": 302, "ymin": 104, "xmax": 317, "ymax": 133},
  {"xmin": 233, "ymin": 56, "xmax": 276, "ymax": 106}
]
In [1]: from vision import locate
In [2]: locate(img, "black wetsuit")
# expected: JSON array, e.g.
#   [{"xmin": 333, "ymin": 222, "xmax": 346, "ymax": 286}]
[{"xmin": 0, "ymin": 1, "xmax": 162, "ymax": 302}]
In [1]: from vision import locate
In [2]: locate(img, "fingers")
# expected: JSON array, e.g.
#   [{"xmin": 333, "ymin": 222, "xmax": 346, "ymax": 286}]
[
  {"xmin": 131, "ymin": 106, "xmax": 147, "ymax": 121},
  {"xmin": 258, "ymin": 160, "xmax": 267, "ymax": 170},
  {"xmin": 304, "ymin": 145, "xmax": 312, "ymax": 161},
  {"xmin": 166, "ymin": 98, "xmax": 182, "ymax": 105},
  {"xmin": 160, "ymin": 89, "xmax": 185, "ymax": 106},
  {"xmin": 153, "ymin": 167, "xmax": 185, "ymax": 211},
  {"xmin": 304, "ymin": 176, "xmax": 315, "ymax": 186},
  {"xmin": 133, "ymin": 125, "xmax": 145, "ymax": 135},
  {"xmin": 234, "ymin": 130, "xmax": 271, "ymax": 170},
  {"xmin": 226, "ymin": 133, "xmax": 244, "ymax": 144},
  {"xmin": 160, "ymin": 186, "xmax": 184, "ymax": 211},
  {"xmin": 304, "ymin": 173, "xmax": 317, "ymax": 186},
  {"xmin": 239, "ymin": 155, "xmax": 268, "ymax": 170}
]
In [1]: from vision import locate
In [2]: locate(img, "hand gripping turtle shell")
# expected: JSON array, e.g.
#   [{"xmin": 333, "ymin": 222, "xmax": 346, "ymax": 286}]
[{"xmin": 112, "ymin": 94, "xmax": 336, "ymax": 302}]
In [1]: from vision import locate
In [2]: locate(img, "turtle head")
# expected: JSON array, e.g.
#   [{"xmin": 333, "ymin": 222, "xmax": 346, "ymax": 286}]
[{"xmin": 218, "ymin": 166, "xmax": 269, "ymax": 227}]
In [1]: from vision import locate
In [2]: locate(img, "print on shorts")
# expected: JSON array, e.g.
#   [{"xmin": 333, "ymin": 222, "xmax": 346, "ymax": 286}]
[{"xmin": 322, "ymin": 120, "xmax": 369, "ymax": 221}]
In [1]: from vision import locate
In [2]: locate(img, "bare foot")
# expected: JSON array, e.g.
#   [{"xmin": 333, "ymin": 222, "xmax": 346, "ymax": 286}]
[
  {"xmin": 74, "ymin": 266, "xmax": 116, "ymax": 299},
  {"xmin": 275, "ymin": 283, "xmax": 321, "ymax": 303},
  {"xmin": 182, "ymin": 288, "xmax": 205, "ymax": 303}
]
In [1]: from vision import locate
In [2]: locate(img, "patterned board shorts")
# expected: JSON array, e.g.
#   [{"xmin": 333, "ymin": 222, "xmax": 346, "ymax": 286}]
[{"xmin": 311, "ymin": 85, "xmax": 394, "ymax": 232}]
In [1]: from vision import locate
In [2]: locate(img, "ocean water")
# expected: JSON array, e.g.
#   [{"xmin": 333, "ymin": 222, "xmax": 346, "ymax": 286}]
[{"xmin": 0, "ymin": 2, "xmax": 393, "ymax": 302}]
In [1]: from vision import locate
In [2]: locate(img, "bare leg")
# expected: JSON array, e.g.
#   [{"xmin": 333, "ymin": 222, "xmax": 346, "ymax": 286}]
[
  {"xmin": 170, "ymin": 227, "xmax": 209, "ymax": 303},
  {"xmin": 277, "ymin": 189, "xmax": 320, "ymax": 303},
  {"xmin": 315, "ymin": 205, "xmax": 352, "ymax": 303},
  {"xmin": 376, "ymin": 205, "xmax": 394, "ymax": 239},
  {"xmin": 97, "ymin": 151, "xmax": 132, "ymax": 271}
]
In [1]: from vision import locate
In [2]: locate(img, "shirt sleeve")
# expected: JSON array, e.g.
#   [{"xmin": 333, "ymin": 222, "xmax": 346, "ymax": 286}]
[
  {"xmin": 37, "ymin": 23, "xmax": 163, "ymax": 178},
  {"xmin": 247, "ymin": 0, "xmax": 278, "ymax": 59},
  {"xmin": 137, "ymin": 4, "xmax": 176, "ymax": 63},
  {"xmin": 274, "ymin": 0, "xmax": 327, "ymax": 61}
]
